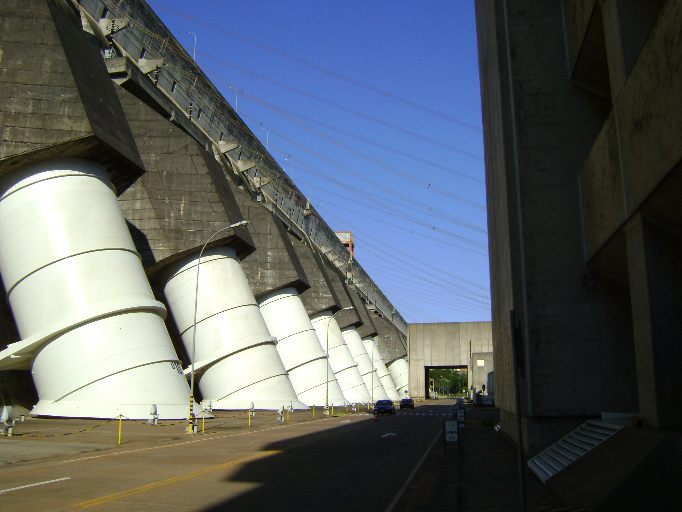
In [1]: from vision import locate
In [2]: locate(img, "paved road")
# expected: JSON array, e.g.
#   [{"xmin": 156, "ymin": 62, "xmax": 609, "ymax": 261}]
[{"xmin": 0, "ymin": 401, "xmax": 454, "ymax": 511}]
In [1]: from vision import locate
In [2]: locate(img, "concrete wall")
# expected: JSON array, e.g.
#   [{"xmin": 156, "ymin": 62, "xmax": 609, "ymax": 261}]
[
  {"xmin": 407, "ymin": 322, "xmax": 492, "ymax": 400},
  {"xmin": 475, "ymin": 0, "xmax": 681, "ymax": 454}
]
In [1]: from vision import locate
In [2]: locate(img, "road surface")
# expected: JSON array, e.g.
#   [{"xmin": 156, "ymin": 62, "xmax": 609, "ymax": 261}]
[{"xmin": 0, "ymin": 401, "xmax": 454, "ymax": 511}]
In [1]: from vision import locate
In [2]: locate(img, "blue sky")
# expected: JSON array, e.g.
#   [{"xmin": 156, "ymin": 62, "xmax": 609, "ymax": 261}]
[{"xmin": 146, "ymin": 0, "xmax": 490, "ymax": 323}]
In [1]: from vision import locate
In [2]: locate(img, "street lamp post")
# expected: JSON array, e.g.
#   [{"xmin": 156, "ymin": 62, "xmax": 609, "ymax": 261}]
[
  {"xmin": 325, "ymin": 306, "xmax": 354, "ymax": 415},
  {"xmin": 187, "ymin": 219, "xmax": 249, "ymax": 433},
  {"xmin": 187, "ymin": 31, "xmax": 196, "ymax": 61},
  {"xmin": 370, "ymin": 341, "xmax": 374, "ymax": 404}
]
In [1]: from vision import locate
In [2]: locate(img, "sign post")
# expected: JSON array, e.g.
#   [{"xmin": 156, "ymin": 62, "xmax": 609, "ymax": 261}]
[{"xmin": 444, "ymin": 419, "xmax": 459, "ymax": 454}]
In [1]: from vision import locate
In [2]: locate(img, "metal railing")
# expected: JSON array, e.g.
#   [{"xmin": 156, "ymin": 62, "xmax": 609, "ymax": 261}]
[{"xmin": 76, "ymin": 0, "xmax": 407, "ymax": 337}]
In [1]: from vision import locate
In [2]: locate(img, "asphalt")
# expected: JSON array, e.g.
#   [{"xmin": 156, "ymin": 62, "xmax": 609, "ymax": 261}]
[
  {"xmin": 0, "ymin": 400, "xmax": 560, "ymax": 512},
  {"xmin": 395, "ymin": 403, "xmax": 557, "ymax": 512}
]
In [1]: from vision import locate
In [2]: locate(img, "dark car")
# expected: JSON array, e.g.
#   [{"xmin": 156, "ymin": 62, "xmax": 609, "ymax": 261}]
[
  {"xmin": 399, "ymin": 398, "xmax": 415, "ymax": 409},
  {"xmin": 373, "ymin": 399, "xmax": 395, "ymax": 415}
]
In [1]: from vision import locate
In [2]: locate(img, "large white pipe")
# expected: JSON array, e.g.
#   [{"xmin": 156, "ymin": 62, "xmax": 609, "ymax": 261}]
[
  {"xmin": 387, "ymin": 358, "xmax": 410, "ymax": 398},
  {"xmin": 0, "ymin": 160, "xmax": 189, "ymax": 419},
  {"xmin": 311, "ymin": 311, "xmax": 371, "ymax": 404},
  {"xmin": 260, "ymin": 288, "xmax": 346, "ymax": 406},
  {"xmin": 163, "ymin": 248, "xmax": 305, "ymax": 410},
  {"xmin": 366, "ymin": 338, "xmax": 401, "ymax": 402},
  {"xmin": 343, "ymin": 327, "xmax": 389, "ymax": 402}
]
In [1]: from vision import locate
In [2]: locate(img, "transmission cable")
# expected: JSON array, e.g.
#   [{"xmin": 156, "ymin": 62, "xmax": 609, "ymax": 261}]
[
  {"xmin": 153, "ymin": 4, "xmax": 483, "ymax": 133},
  {"xmin": 285, "ymin": 159, "xmax": 486, "ymax": 234}
]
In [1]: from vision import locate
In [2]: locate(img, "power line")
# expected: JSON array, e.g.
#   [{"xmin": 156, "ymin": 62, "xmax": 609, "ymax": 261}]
[
  {"xmin": 355, "ymin": 241, "xmax": 491, "ymax": 307},
  {"xmin": 371, "ymin": 273, "xmax": 491, "ymax": 313},
  {"xmin": 101, "ymin": 3, "xmax": 486, "ymax": 223},
  {"xmin": 351, "ymin": 226, "xmax": 490, "ymax": 293},
  {"xmin": 310, "ymin": 196, "xmax": 487, "ymax": 256},
  {"xmin": 370, "ymin": 272, "xmax": 490, "ymax": 312},
  {"xmin": 379, "ymin": 283, "xmax": 490, "ymax": 318},
  {"xmin": 317, "ymin": 209, "xmax": 490, "ymax": 298},
  {"xmin": 304, "ymin": 183, "xmax": 487, "ymax": 251},
  {"xmin": 154, "ymin": 4, "xmax": 484, "ymax": 133},
  {"xmin": 318, "ymin": 208, "xmax": 491, "ymax": 303},
  {"xmin": 242, "ymin": 111, "xmax": 483, "ymax": 207},
  {"xmin": 202, "ymin": 61, "xmax": 483, "ymax": 159},
  {"xmin": 102, "ymin": 0, "xmax": 488, "ymax": 320},
  {"xmin": 357, "ymin": 242, "xmax": 490, "ymax": 304},
  {"xmin": 287, "ymin": 160, "xmax": 486, "ymax": 234},
  {"xmin": 225, "ymin": 86, "xmax": 483, "ymax": 183},
  {"xmin": 250, "ymin": 121, "xmax": 484, "ymax": 211}
]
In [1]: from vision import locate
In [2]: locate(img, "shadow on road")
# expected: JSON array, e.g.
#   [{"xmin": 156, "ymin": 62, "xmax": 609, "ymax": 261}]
[{"xmin": 200, "ymin": 402, "xmax": 454, "ymax": 512}]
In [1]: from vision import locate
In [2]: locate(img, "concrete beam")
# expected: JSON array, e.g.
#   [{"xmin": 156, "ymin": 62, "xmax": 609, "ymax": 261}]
[{"xmin": 581, "ymin": 0, "xmax": 682, "ymax": 263}]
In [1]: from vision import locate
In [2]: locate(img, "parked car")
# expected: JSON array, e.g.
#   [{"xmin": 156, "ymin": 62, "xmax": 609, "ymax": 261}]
[
  {"xmin": 399, "ymin": 398, "xmax": 415, "ymax": 409},
  {"xmin": 373, "ymin": 399, "xmax": 395, "ymax": 415}
]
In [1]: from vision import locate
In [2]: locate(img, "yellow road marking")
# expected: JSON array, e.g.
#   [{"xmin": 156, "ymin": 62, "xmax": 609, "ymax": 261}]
[
  {"xmin": 73, "ymin": 450, "xmax": 281, "ymax": 509},
  {"xmin": 0, "ymin": 417, "xmax": 336, "ymax": 476}
]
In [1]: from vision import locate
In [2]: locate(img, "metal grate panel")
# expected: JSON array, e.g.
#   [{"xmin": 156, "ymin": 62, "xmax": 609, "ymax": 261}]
[{"xmin": 528, "ymin": 421, "xmax": 623, "ymax": 483}]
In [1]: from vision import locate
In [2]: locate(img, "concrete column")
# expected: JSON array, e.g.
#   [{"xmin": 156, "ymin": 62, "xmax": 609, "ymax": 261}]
[
  {"xmin": 625, "ymin": 214, "xmax": 682, "ymax": 428},
  {"xmin": 387, "ymin": 358, "xmax": 409, "ymax": 398},
  {"xmin": 311, "ymin": 311, "xmax": 371, "ymax": 404},
  {"xmin": 343, "ymin": 327, "xmax": 388, "ymax": 402},
  {"xmin": 363, "ymin": 338, "xmax": 396, "ymax": 401},
  {"xmin": 163, "ymin": 247, "xmax": 305, "ymax": 411},
  {"xmin": 260, "ymin": 288, "xmax": 347, "ymax": 407},
  {"xmin": 0, "ymin": 160, "xmax": 189, "ymax": 419}
]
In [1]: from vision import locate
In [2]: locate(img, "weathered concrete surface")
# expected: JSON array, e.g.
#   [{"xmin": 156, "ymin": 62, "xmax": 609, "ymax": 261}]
[
  {"xmin": 371, "ymin": 312, "xmax": 406, "ymax": 364},
  {"xmin": 238, "ymin": 208, "xmax": 309, "ymax": 300},
  {"xmin": 288, "ymin": 234, "xmax": 339, "ymax": 316},
  {"xmin": 105, "ymin": 17, "xmax": 310, "ymax": 304},
  {"xmin": 408, "ymin": 322, "xmax": 491, "ymax": 400},
  {"xmin": 0, "ymin": 0, "xmax": 143, "ymax": 193},
  {"xmin": 475, "ymin": 0, "xmax": 679, "ymax": 455},
  {"xmin": 313, "ymin": 253, "xmax": 362, "ymax": 329},
  {"xmin": 581, "ymin": 1, "xmax": 682, "ymax": 262},
  {"xmin": 0, "ymin": 0, "xmax": 406, "ymax": 411},
  {"xmin": 474, "ymin": 0, "xmax": 517, "ymax": 421},
  {"xmin": 347, "ymin": 285, "xmax": 378, "ymax": 339},
  {"xmin": 115, "ymin": 85, "xmax": 254, "ymax": 274}
]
